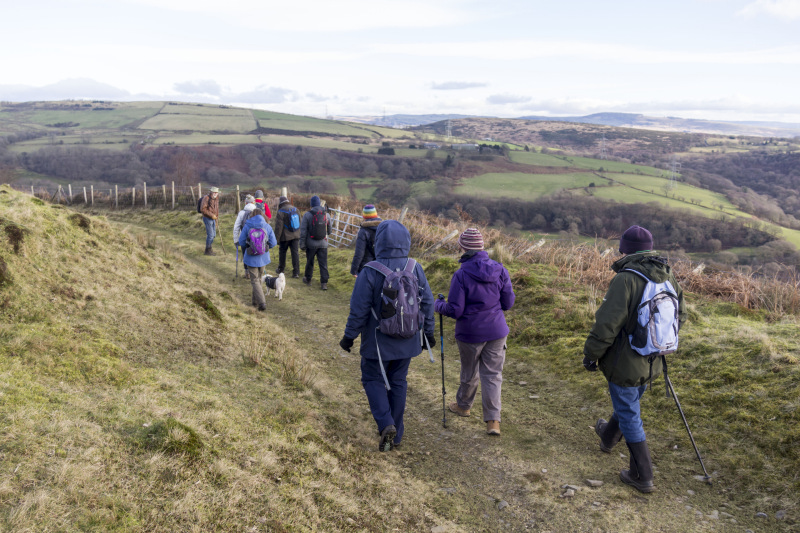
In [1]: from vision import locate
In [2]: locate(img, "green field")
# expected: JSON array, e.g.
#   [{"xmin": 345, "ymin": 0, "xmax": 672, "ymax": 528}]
[
  {"xmin": 509, "ymin": 150, "xmax": 665, "ymax": 176},
  {"xmin": 8, "ymin": 135, "xmax": 136, "ymax": 152},
  {"xmin": 152, "ymin": 133, "xmax": 263, "ymax": 146},
  {"xmin": 253, "ymin": 110, "xmax": 409, "ymax": 139},
  {"xmin": 138, "ymin": 113, "xmax": 257, "ymax": 132},
  {"xmin": 0, "ymin": 102, "xmax": 162, "ymax": 130},
  {"xmin": 458, "ymin": 172, "xmax": 598, "ymax": 200},
  {"xmin": 159, "ymin": 104, "xmax": 252, "ymax": 116}
]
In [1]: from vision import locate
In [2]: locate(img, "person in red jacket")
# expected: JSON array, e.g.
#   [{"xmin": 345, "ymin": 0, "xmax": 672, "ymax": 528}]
[{"xmin": 254, "ymin": 189, "xmax": 271, "ymax": 219}]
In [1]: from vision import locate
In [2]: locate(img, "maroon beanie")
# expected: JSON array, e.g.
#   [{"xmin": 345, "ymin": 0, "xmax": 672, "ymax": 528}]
[
  {"xmin": 619, "ymin": 225, "xmax": 653, "ymax": 254},
  {"xmin": 458, "ymin": 228, "xmax": 484, "ymax": 251}
]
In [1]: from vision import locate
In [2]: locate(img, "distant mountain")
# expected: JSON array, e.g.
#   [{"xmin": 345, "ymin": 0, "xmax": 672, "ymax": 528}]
[
  {"xmin": 517, "ymin": 112, "xmax": 800, "ymax": 138},
  {"xmin": 0, "ymin": 78, "xmax": 130, "ymax": 101},
  {"xmin": 350, "ymin": 111, "xmax": 800, "ymax": 138}
]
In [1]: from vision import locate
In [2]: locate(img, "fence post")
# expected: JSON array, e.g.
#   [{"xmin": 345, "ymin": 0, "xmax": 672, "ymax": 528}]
[
  {"xmin": 132, "ymin": 187, "xmax": 135, "ymax": 207},
  {"xmin": 423, "ymin": 229, "xmax": 459, "ymax": 256},
  {"xmin": 198, "ymin": 183, "xmax": 202, "ymax": 198},
  {"xmin": 83, "ymin": 186, "xmax": 88, "ymax": 204},
  {"xmin": 109, "ymin": 189, "xmax": 112, "ymax": 207},
  {"xmin": 115, "ymin": 185, "xmax": 118, "ymax": 209},
  {"xmin": 68, "ymin": 184, "xmax": 73, "ymax": 205},
  {"xmin": 162, "ymin": 184, "xmax": 167, "ymax": 207},
  {"xmin": 190, "ymin": 186, "xmax": 196, "ymax": 205},
  {"xmin": 31, "ymin": 185, "xmax": 35, "ymax": 197},
  {"xmin": 143, "ymin": 182, "xmax": 147, "ymax": 208},
  {"xmin": 398, "ymin": 206, "xmax": 408, "ymax": 223},
  {"xmin": 171, "ymin": 182, "xmax": 175, "ymax": 209},
  {"xmin": 236, "ymin": 185, "xmax": 241, "ymax": 212},
  {"xmin": 281, "ymin": 186, "xmax": 288, "ymax": 198},
  {"xmin": 90, "ymin": 185, "xmax": 94, "ymax": 206}
]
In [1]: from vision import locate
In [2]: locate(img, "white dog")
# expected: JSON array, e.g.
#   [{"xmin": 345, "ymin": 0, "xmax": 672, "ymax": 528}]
[{"xmin": 261, "ymin": 272, "xmax": 286, "ymax": 301}]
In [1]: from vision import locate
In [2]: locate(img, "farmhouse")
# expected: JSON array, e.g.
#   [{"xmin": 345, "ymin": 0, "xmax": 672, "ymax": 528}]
[{"xmin": 450, "ymin": 143, "xmax": 479, "ymax": 151}]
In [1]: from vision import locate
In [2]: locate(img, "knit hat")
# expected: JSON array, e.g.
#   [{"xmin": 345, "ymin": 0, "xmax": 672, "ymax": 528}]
[
  {"xmin": 458, "ymin": 228, "xmax": 484, "ymax": 251},
  {"xmin": 362, "ymin": 204, "xmax": 378, "ymax": 219},
  {"xmin": 278, "ymin": 195, "xmax": 289, "ymax": 205},
  {"xmin": 244, "ymin": 194, "xmax": 255, "ymax": 204},
  {"xmin": 310, "ymin": 195, "xmax": 321, "ymax": 207},
  {"xmin": 254, "ymin": 190, "xmax": 264, "ymax": 199},
  {"xmin": 619, "ymin": 225, "xmax": 653, "ymax": 254}
]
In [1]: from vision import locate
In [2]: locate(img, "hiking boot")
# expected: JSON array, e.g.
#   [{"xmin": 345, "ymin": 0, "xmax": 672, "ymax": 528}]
[
  {"xmin": 486, "ymin": 420, "xmax": 501, "ymax": 436},
  {"xmin": 620, "ymin": 440, "xmax": 655, "ymax": 493},
  {"xmin": 257, "ymin": 304, "xmax": 266, "ymax": 312},
  {"xmin": 448, "ymin": 402, "xmax": 471, "ymax": 417},
  {"xmin": 292, "ymin": 273, "xmax": 300, "ymax": 279},
  {"xmin": 302, "ymin": 276, "xmax": 311, "ymax": 285},
  {"xmin": 275, "ymin": 267, "xmax": 283, "ymax": 274},
  {"xmin": 204, "ymin": 246, "xmax": 216, "ymax": 256},
  {"xmin": 379, "ymin": 425, "xmax": 397, "ymax": 452},
  {"xmin": 321, "ymin": 283, "xmax": 328, "ymax": 290},
  {"xmin": 595, "ymin": 416, "xmax": 623, "ymax": 453}
]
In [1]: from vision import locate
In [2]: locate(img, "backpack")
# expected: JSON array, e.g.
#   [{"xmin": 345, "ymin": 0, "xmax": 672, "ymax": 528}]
[
  {"xmin": 366, "ymin": 259, "xmax": 422, "ymax": 339},
  {"xmin": 246, "ymin": 227, "xmax": 268, "ymax": 256},
  {"xmin": 623, "ymin": 269, "xmax": 680, "ymax": 356},
  {"xmin": 197, "ymin": 195, "xmax": 207, "ymax": 214},
  {"xmin": 281, "ymin": 207, "xmax": 301, "ymax": 232},
  {"xmin": 309, "ymin": 206, "xmax": 327, "ymax": 240}
]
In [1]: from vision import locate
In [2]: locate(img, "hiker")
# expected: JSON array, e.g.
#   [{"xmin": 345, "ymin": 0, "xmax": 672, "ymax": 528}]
[
  {"xmin": 350, "ymin": 204, "xmax": 382, "ymax": 277},
  {"xmin": 339, "ymin": 220, "xmax": 436, "ymax": 451},
  {"xmin": 273, "ymin": 195, "xmax": 301, "ymax": 279},
  {"xmin": 254, "ymin": 190, "xmax": 272, "ymax": 220},
  {"xmin": 238, "ymin": 207, "xmax": 277, "ymax": 311},
  {"xmin": 434, "ymin": 228, "xmax": 515, "ymax": 436},
  {"xmin": 583, "ymin": 225, "xmax": 686, "ymax": 493},
  {"xmin": 300, "ymin": 195, "xmax": 331, "ymax": 290},
  {"xmin": 233, "ymin": 194, "xmax": 256, "ymax": 277},
  {"xmin": 200, "ymin": 186, "xmax": 220, "ymax": 255}
]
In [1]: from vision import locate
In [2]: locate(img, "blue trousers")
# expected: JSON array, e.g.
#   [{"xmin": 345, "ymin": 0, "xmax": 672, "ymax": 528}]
[
  {"xmin": 361, "ymin": 356, "xmax": 411, "ymax": 445},
  {"xmin": 203, "ymin": 217, "xmax": 216, "ymax": 247},
  {"xmin": 608, "ymin": 382, "xmax": 648, "ymax": 443}
]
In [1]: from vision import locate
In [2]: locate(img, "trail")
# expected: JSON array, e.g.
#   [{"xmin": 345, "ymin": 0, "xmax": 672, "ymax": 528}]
[{"xmin": 120, "ymin": 217, "xmax": 746, "ymax": 532}]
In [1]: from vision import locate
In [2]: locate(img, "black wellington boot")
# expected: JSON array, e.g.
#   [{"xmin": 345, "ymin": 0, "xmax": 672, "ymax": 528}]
[
  {"xmin": 595, "ymin": 415, "xmax": 623, "ymax": 453},
  {"xmin": 620, "ymin": 440, "xmax": 655, "ymax": 493}
]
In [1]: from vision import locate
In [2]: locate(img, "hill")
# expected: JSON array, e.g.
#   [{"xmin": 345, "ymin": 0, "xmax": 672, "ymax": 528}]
[{"xmin": 1, "ymin": 186, "xmax": 798, "ymax": 531}]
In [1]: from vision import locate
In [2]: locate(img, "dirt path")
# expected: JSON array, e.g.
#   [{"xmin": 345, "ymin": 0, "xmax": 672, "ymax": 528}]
[{"xmin": 119, "ymin": 218, "xmax": 753, "ymax": 532}]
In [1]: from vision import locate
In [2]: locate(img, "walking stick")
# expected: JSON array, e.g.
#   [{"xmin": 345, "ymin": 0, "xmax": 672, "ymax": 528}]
[
  {"xmin": 438, "ymin": 294, "xmax": 447, "ymax": 428},
  {"xmin": 235, "ymin": 245, "xmax": 239, "ymax": 281},
  {"xmin": 215, "ymin": 219, "xmax": 226, "ymax": 255},
  {"xmin": 663, "ymin": 358, "xmax": 712, "ymax": 484}
]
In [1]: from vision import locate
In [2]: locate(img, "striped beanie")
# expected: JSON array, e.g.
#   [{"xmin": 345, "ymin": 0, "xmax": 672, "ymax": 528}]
[
  {"xmin": 458, "ymin": 228, "xmax": 484, "ymax": 251},
  {"xmin": 362, "ymin": 204, "xmax": 378, "ymax": 219}
]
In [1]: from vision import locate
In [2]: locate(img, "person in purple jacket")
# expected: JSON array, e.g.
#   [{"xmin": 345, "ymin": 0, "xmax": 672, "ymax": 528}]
[{"xmin": 434, "ymin": 228, "xmax": 515, "ymax": 436}]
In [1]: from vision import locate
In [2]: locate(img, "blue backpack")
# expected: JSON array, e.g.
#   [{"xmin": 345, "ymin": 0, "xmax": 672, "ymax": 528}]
[
  {"xmin": 623, "ymin": 269, "xmax": 680, "ymax": 356},
  {"xmin": 281, "ymin": 207, "xmax": 300, "ymax": 232},
  {"xmin": 366, "ymin": 259, "xmax": 422, "ymax": 339}
]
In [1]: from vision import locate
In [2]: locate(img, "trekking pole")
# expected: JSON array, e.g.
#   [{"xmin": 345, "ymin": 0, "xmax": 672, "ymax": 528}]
[
  {"xmin": 235, "ymin": 245, "xmax": 239, "ymax": 281},
  {"xmin": 216, "ymin": 219, "xmax": 226, "ymax": 255},
  {"xmin": 664, "ymin": 372, "xmax": 712, "ymax": 484},
  {"xmin": 438, "ymin": 294, "xmax": 447, "ymax": 428}
]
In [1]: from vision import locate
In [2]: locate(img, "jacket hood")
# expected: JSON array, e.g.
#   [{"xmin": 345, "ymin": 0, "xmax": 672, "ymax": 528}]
[
  {"xmin": 460, "ymin": 251, "xmax": 505, "ymax": 283},
  {"xmin": 243, "ymin": 203, "xmax": 256, "ymax": 212},
  {"xmin": 375, "ymin": 220, "xmax": 410, "ymax": 259},
  {"xmin": 361, "ymin": 218, "xmax": 382, "ymax": 228},
  {"xmin": 612, "ymin": 252, "xmax": 671, "ymax": 283}
]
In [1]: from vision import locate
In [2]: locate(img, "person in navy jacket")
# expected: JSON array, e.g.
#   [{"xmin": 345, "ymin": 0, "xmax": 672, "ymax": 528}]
[{"xmin": 340, "ymin": 220, "xmax": 435, "ymax": 451}]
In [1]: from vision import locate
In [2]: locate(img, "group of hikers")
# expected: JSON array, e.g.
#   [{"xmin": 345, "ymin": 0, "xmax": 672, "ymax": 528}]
[{"xmin": 200, "ymin": 188, "xmax": 685, "ymax": 494}]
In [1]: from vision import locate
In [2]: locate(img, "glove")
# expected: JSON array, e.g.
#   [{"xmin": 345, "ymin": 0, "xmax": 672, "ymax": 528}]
[
  {"xmin": 423, "ymin": 332, "xmax": 436, "ymax": 349},
  {"xmin": 434, "ymin": 299, "xmax": 446, "ymax": 314},
  {"xmin": 582, "ymin": 355, "xmax": 598, "ymax": 372},
  {"xmin": 339, "ymin": 337, "xmax": 354, "ymax": 353}
]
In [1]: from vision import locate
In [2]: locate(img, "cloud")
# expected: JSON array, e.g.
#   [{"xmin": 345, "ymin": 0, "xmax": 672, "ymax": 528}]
[
  {"xmin": 119, "ymin": 0, "xmax": 489, "ymax": 31},
  {"xmin": 431, "ymin": 81, "xmax": 488, "ymax": 91},
  {"xmin": 487, "ymin": 93, "xmax": 531, "ymax": 105},
  {"xmin": 174, "ymin": 80, "xmax": 222, "ymax": 96},
  {"xmin": 738, "ymin": 0, "xmax": 800, "ymax": 19},
  {"xmin": 229, "ymin": 86, "xmax": 298, "ymax": 104}
]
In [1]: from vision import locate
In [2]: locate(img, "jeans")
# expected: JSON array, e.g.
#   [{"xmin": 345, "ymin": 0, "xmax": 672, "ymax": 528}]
[
  {"xmin": 203, "ymin": 216, "xmax": 216, "ymax": 248},
  {"xmin": 608, "ymin": 381, "xmax": 648, "ymax": 443}
]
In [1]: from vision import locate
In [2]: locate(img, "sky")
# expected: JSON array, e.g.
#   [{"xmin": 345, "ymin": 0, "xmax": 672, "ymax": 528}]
[{"xmin": 2, "ymin": 0, "xmax": 800, "ymax": 123}]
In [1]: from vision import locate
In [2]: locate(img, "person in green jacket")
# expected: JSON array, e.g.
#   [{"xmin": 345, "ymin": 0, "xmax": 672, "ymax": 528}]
[{"xmin": 583, "ymin": 225, "xmax": 686, "ymax": 493}]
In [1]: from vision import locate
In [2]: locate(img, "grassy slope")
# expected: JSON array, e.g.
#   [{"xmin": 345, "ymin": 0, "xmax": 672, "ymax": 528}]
[{"xmin": 1, "ymin": 188, "xmax": 798, "ymax": 531}]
